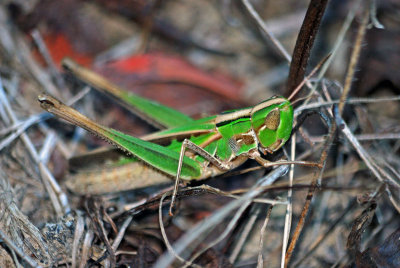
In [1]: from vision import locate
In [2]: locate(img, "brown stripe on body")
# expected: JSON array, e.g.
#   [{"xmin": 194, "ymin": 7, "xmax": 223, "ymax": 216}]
[
  {"xmin": 250, "ymin": 97, "xmax": 286, "ymax": 114},
  {"xmin": 214, "ymin": 107, "xmax": 253, "ymax": 125},
  {"xmin": 141, "ymin": 129, "xmax": 214, "ymax": 144}
]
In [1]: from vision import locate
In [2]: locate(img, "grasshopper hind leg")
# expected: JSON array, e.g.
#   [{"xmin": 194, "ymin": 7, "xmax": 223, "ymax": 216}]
[{"xmin": 169, "ymin": 139, "xmax": 232, "ymax": 216}]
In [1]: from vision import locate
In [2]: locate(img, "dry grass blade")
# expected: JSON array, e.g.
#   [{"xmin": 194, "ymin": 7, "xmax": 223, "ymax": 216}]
[
  {"xmin": 229, "ymin": 205, "xmax": 261, "ymax": 263},
  {"xmin": 280, "ymin": 133, "xmax": 296, "ymax": 268},
  {"xmin": 71, "ymin": 215, "xmax": 84, "ymax": 268},
  {"xmin": 257, "ymin": 204, "xmax": 274, "ymax": 268},
  {"xmin": 337, "ymin": 8, "xmax": 369, "ymax": 115},
  {"xmin": 241, "ymin": 0, "xmax": 291, "ymax": 62},
  {"xmin": 80, "ymin": 230, "xmax": 94, "ymax": 268}
]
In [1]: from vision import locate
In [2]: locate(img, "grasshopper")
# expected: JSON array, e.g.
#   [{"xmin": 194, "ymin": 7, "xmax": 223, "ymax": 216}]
[{"xmin": 39, "ymin": 59, "xmax": 320, "ymax": 213}]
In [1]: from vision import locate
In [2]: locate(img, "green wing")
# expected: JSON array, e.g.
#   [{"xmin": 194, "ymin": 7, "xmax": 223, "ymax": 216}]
[
  {"xmin": 38, "ymin": 95, "xmax": 202, "ymax": 180},
  {"xmin": 62, "ymin": 58, "xmax": 194, "ymax": 129}
]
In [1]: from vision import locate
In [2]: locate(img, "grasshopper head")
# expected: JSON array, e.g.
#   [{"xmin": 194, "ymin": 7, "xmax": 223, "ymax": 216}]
[{"xmin": 250, "ymin": 96, "xmax": 293, "ymax": 154}]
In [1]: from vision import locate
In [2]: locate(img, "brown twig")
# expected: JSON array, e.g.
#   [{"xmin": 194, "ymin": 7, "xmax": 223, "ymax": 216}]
[{"xmin": 286, "ymin": 0, "xmax": 328, "ymax": 95}]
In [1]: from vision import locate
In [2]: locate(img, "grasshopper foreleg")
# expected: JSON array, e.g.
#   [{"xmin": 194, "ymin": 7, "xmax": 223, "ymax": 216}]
[{"xmin": 250, "ymin": 150, "xmax": 323, "ymax": 169}]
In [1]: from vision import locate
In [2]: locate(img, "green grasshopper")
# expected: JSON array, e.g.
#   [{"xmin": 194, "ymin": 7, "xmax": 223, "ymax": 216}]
[{"xmin": 39, "ymin": 59, "xmax": 320, "ymax": 213}]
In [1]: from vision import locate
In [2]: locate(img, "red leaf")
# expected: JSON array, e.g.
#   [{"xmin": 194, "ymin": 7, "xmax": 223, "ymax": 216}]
[
  {"xmin": 99, "ymin": 53, "xmax": 243, "ymax": 102},
  {"xmin": 43, "ymin": 33, "xmax": 93, "ymax": 67}
]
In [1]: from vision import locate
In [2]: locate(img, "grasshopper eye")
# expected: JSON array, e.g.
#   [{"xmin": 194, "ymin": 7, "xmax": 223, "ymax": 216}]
[
  {"xmin": 265, "ymin": 108, "xmax": 280, "ymax": 130},
  {"xmin": 250, "ymin": 97, "xmax": 293, "ymax": 153}
]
